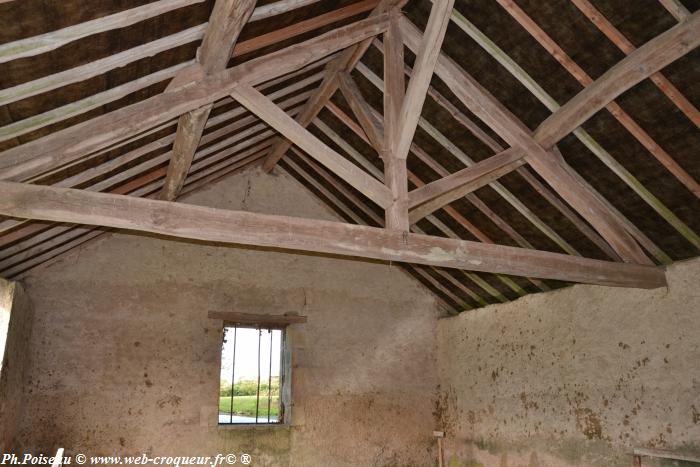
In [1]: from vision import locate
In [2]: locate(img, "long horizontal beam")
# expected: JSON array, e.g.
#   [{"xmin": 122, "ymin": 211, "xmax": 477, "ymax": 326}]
[
  {"xmin": 0, "ymin": 14, "xmax": 389, "ymax": 182},
  {"xmin": 534, "ymin": 10, "xmax": 700, "ymax": 148},
  {"xmin": 0, "ymin": 145, "xmax": 274, "ymax": 279},
  {"xmin": 408, "ymin": 147, "xmax": 526, "ymax": 223},
  {"xmin": 0, "ymin": 182, "xmax": 665, "ymax": 288}
]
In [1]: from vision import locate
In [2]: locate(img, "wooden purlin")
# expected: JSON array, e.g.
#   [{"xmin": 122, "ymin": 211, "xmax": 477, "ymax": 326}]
[{"xmin": 0, "ymin": 15, "xmax": 390, "ymax": 182}]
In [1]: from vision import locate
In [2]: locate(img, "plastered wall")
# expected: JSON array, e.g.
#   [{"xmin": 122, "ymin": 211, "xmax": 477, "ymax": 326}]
[
  {"xmin": 437, "ymin": 258, "xmax": 700, "ymax": 467},
  {"xmin": 13, "ymin": 167, "xmax": 441, "ymax": 466},
  {"xmin": 0, "ymin": 278, "xmax": 34, "ymax": 452}
]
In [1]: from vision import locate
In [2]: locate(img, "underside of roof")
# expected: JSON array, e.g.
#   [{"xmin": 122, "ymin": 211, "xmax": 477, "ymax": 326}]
[{"xmin": 0, "ymin": 0, "xmax": 698, "ymax": 313}]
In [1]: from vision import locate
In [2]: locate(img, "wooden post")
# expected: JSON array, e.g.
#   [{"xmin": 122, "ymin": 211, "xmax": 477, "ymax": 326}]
[{"xmin": 383, "ymin": 9, "xmax": 409, "ymax": 231}]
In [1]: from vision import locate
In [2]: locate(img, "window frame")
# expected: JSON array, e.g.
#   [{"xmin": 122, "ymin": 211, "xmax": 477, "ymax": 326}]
[{"xmin": 217, "ymin": 322, "xmax": 290, "ymax": 427}]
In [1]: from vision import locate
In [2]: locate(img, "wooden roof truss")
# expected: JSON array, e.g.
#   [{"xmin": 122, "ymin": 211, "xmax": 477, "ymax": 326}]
[{"xmin": 1, "ymin": 0, "xmax": 698, "ymax": 312}]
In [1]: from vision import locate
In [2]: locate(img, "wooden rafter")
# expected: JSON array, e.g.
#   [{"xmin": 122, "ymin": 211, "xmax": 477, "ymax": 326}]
[
  {"xmin": 534, "ymin": 10, "xmax": 700, "ymax": 148},
  {"xmin": 160, "ymin": 0, "xmax": 256, "ymax": 201},
  {"xmin": 337, "ymin": 72, "xmax": 385, "ymax": 153},
  {"xmin": 392, "ymin": 0, "xmax": 454, "ymax": 162},
  {"xmin": 322, "ymin": 101, "xmax": 551, "ymax": 294},
  {"xmin": 408, "ymin": 148, "xmax": 527, "ymax": 223},
  {"xmin": 400, "ymin": 15, "xmax": 652, "ymax": 265},
  {"xmin": 260, "ymin": 0, "xmax": 405, "ymax": 172},
  {"xmin": 444, "ymin": 11, "xmax": 684, "ymax": 259},
  {"xmin": 0, "ymin": 182, "xmax": 666, "ymax": 288},
  {"xmin": 658, "ymin": 0, "xmax": 691, "ymax": 21},
  {"xmin": 570, "ymin": 0, "xmax": 700, "ymax": 129},
  {"xmin": 231, "ymin": 84, "xmax": 392, "ymax": 207},
  {"xmin": 494, "ymin": 0, "xmax": 700, "ymax": 198},
  {"xmin": 356, "ymin": 59, "xmax": 583, "ymax": 258},
  {"xmin": 0, "ymin": 15, "xmax": 389, "ymax": 182}
]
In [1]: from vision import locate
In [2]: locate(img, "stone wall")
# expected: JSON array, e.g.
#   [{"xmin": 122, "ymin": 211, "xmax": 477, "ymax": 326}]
[
  {"xmin": 436, "ymin": 258, "xmax": 700, "ymax": 467},
  {"xmin": 0, "ymin": 278, "xmax": 34, "ymax": 452},
  {"xmin": 14, "ymin": 167, "xmax": 441, "ymax": 466}
]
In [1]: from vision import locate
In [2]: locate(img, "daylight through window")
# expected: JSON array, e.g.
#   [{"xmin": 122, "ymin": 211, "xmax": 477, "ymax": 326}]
[{"xmin": 219, "ymin": 326, "xmax": 284, "ymax": 425}]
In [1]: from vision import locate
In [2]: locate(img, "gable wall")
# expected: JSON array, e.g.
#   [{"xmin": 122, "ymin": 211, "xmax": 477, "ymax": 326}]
[{"xmin": 13, "ymin": 167, "xmax": 441, "ymax": 466}]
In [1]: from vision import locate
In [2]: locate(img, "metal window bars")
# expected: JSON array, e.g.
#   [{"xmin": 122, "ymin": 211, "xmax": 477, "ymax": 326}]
[{"xmin": 220, "ymin": 325, "xmax": 283, "ymax": 424}]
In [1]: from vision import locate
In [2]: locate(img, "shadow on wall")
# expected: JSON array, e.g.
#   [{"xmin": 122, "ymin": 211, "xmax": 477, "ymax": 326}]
[{"xmin": 0, "ymin": 278, "xmax": 34, "ymax": 453}]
